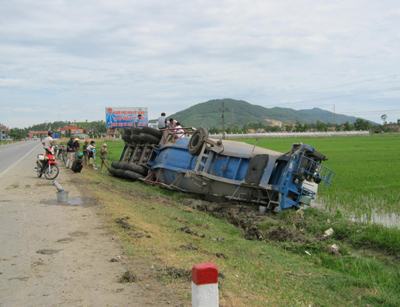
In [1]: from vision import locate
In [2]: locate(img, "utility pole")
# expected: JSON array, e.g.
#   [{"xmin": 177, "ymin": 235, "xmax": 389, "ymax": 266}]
[
  {"xmin": 333, "ymin": 104, "xmax": 336, "ymax": 126},
  {"xmin": 221, "ymin": 101, "xmax": 225, "ymax": 139}
]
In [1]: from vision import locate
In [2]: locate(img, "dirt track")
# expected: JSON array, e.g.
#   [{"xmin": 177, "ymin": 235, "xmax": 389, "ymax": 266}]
[{"xmin": 0, "ymin": 145, "xmax": 178, "ymax": 306}]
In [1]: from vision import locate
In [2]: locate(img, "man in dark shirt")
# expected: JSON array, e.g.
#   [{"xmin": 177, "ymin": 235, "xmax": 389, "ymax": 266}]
[{"xmin": 66, "ymin": 137, "xmax": 75, "ymax": 169}]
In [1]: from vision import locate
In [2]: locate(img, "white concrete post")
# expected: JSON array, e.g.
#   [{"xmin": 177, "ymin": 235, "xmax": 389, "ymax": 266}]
[{"xmin": 191, "ymin": 262, "xmax": 219, "ymax": 307}]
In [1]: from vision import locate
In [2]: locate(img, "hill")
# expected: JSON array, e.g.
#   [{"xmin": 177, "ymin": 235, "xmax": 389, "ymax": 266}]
[{"xmin": 170, "ymin": 98, "xmax": 359, "ymax": 128}]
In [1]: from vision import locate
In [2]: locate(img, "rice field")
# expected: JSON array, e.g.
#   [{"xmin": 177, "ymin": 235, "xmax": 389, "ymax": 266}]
[{"xmin": 242, "ymin": 134, "xmax": 400, "ymax": 216}]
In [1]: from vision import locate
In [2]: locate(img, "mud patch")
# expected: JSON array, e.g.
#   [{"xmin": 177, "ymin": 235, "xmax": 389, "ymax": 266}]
[
  {"xmin": 119, "ymin": 270, "xmax": 137, "ymax": 283},
  {"xmin": 68, "ymin": 231, "xmax": 88, "ymax": 237},
  {"xmin": 182, "ymin": 198, "xmax": 309, "ymax": 243},
  {"xmin": 31, "ymin": 259, "xmax": 45, "ymax": 267},
  {"xmin": 161, "ymin": 266, "xmax": 191, "ymax": 281},
  {"xmin": 0, "ymin": 199, "xmax": 11, "ymax": 203},
  {"xmin": 267, "ymin": 227, "xmax": 305, "ymax": 242},
  {"xmin": 115, "ymin": 216, "xmax": 132, "ymax": 229},
  {"xmin": 110, "ymin": 256, "xmax": 122, "ymax": 262},
  {"xmin": 35, "ymin": 182, "xmax": 50, "ymax": 187},
  {"xmin": 179, "ymin": 226, "xmax": 205, "ymax": 238},
  {"xmin": 115, "ymin": 217, "xmax": 151, "ymax": 238},
  {"xmin": 8, "ymin": 276, "xmax": 29, "ymax": 281},
  {"xmin": 6, "ymin": 183, "xmax": 19, "ymax": 189},
  {"xmin": 180, "ymin": 243, "xmax": 198, "ymax": 251},
  {"xmin": 216, "ymin": 252, "xmax": 228, "ymax": 259},
  {"xmin": 56, "ymin": 237, "xmax": 74, "ymax": 243},
  {"xmin": 36, "ymin": 249, "xmax": 61, "ymax": 255}
]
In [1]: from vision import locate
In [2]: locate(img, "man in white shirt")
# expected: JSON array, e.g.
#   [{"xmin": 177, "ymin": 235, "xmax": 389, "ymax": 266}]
[
  {"xmin": 42, "ymin": 131, "xmax": 54, "ymax": 148},
  {"xmin": 158, "ymin": 112, "xmax": 166, "ymax": 129}
]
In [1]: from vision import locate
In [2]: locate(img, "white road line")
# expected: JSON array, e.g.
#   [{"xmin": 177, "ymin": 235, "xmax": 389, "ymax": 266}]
[{"xmin": 0, "ymin": 143, "xmax": 41, "ymax": 178}]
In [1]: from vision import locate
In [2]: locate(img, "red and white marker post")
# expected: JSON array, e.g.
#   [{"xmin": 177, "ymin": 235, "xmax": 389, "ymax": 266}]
[{"xmin": 191, "ymin": 262, "xmax": 219, "ymax": 307}]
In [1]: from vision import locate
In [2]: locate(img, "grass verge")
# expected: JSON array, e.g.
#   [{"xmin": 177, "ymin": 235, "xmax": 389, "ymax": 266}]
[{"xmin": 78, "ymin": 168, "xmax": 400, "ymax": 306}]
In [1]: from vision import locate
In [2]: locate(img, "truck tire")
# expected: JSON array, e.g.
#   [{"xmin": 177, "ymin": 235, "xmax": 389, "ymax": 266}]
[
  {"xmin": 109, "ymin": 167, "xmax": 125, "ymax": 178},
  {"xmin": 125, "ymin": 163, "xmax": 148, "ymax": 176},
  {"xmin": 131, "ymin": 128, "xmax": 141, "ymax": 135},
  {"xmin": 141, "ymin": 127, "xmax": 162, "ymax": 139},
  {"xmin": 139, "ymin": 133, "xmax": 160, "ymax": 144},
  {"xmin": 130, "ymin": 134, "xmax": 143, "ymax": 144},
  {"xmin": 123, "ymin": 170, "xmax": 143, "ymax": 181},
  {"xmin": 111, "ymin": 161, "xmax": 121, "ymax": 169},
  {"xmin": 188, "ymin": 128, "xmax": 208, "ymax": 155}
]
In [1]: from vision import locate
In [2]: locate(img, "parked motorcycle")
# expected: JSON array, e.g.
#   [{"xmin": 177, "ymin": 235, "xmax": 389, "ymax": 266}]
[{"xmin": 35, "ymin": 146, "xmax": 60, "ymax": 180}]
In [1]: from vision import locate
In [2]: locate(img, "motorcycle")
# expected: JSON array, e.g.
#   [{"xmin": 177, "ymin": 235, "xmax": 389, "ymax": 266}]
[{"xmin": 35, "ymin": 146, "xmax": 60, "ymax": 180}]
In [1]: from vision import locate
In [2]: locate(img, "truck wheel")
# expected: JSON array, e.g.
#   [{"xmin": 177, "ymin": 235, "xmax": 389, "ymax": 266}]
[
  {"xmin": 141, "ymin": 127, "xmax": 162, "ymax": 138},
  {"xmin": 126, "ymin": 163, "xmax": 148, "ymax": 176},
  {"xmin": 111, "ymin": 161, "xmax": 121, "ymax": 169},
  {"xmin": 131, "ymin": 128, "xmax": 141, "ymax": 135},
  {"xmin": 188, "ymin": 128, "xmax": 208, "ymax": 155},
  {"xmin": 109, "ymin": 167, "xmax": 125, "ymax": 178},
  {"xmin": 139, "ymin": 133, "xmax": 160, "ymax": 144},
  {"xmin": 130, "ymin": 134, "xmax": 143, "ymax": 144},
  {"xmin": 124, "ymin": 170, "xmax": 143, "ymax": 181}
]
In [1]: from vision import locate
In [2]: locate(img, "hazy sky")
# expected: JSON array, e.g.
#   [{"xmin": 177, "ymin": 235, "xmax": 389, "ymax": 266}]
[{"xmin": 1, "ymin": 0, "xmax": 399, "ymax": 127}]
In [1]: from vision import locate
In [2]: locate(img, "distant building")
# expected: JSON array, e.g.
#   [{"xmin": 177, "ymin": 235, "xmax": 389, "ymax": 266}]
[
  {"xmin": 0, "ymin": 124, "xmax": 10, "ymax": 140},
  {"xmin": 59, "ymin": 125, "xmax": 85, "ymax": 136},
  {"xmin": 265, "ymin": 119, "xmax": 283, "ymax": 128},
  {"xmin": 28, "ymin": 130, "xmax": 48, "ymax": 139}
]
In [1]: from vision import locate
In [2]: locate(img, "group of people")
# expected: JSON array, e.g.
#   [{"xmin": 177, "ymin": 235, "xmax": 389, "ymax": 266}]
[
  {"xmin": 65, "ymin": 137, "xmax": 108, "ymax": 171},
  {"xmin": 157, "ymin": 112, "xmax": 185, "ymax": 143}
]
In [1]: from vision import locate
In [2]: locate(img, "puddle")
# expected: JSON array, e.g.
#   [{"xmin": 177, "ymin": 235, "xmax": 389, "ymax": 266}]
[
  {"xmin": 41, "ymin": 197, "xmax": 96, "ymax": 207},
  {"xmin": 312, "ymin": 202, "xmax": 400, "ymax": 229},
  {"xmin": 68, "ymin": 197, "xmax": 84, "ymax": 206},
  {"xmin": 350, "ymin": 210, "xmax": 400, "ymax": 229}
]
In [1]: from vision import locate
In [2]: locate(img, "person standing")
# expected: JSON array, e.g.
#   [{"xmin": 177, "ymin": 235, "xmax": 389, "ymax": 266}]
[
  {"xmin": 158, "ymin": 112, "xmax": 167, "ymax": 143},
  {"xmin": 82, "ymin": 140, "xmax": 89, "ymax": 166},
  {"xmin": 158, "ymin": 112, "xmax": 166, "ymax": 129},
  {"xmin": 167, "ymin": 118, "xmax": 177, "ymax": 129},
  {"xmin": 86, "ymin": 141, "xmax": 97, "ymax": 169},
  {"xmin": 174, "ymin": 122, "xmax": 185, "ymax": 140},
  {"xmin": 100, "ymin": 143, "xmax": 108, "ymax": 171},
  {"xmin": 66, "ymin": 137, "xmax": 75, "ymax": 168},
  {"xmin": 73, "ymin": 138, "xmax": 80, "ymax": 152},
  {"xmin": 165, "ymin": 118, "xmax": 177, "ymax": 143},
  {"xmin": 42, "ymin": 131, "xmax": 54, "ymax": 149}
]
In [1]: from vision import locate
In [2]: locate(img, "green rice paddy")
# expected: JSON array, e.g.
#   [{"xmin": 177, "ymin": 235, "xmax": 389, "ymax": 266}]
[{"xmin": 242, "ymin": 134, "xmax": 400, "ymax": 216}]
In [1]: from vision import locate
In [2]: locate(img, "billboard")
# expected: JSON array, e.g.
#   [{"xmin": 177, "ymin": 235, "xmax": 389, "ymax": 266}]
[{"xmin": 105, "ymin": 107, "xmax": 148, "ymax": 128}]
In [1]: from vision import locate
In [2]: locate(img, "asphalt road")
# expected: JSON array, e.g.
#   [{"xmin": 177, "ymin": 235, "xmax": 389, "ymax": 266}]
[
  {"xmin": 0, "ymin": 141, "xmax": 41, "ymax": 175},
  {"xmin": 0, "ymin": 140, "xmax": 153, "ymax": 306}
]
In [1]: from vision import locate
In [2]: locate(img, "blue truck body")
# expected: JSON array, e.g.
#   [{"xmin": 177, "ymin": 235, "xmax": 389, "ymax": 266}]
[{"xmin": 113, "ymin": 128, "xmax": 333, "ymax": 211}]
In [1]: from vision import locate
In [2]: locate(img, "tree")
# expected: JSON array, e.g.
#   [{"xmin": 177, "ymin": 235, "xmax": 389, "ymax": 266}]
[
  {"xmin": 343, "ymin": 122, "xmax": 353, "ymax": 131},
  {"xmin": 354, "ymin": 118, "xmax": 371, "ymax": 131},
  {"xmin": 9, "ymin": 128, "xmax": 27, "ymax": 140},
  {"xmin": 381, "ymin": 114, "xmax": 388, "ymax": 125},
  {"xmin": 315, "ymin": 120, "xmax": 328, "ymax": 132}
]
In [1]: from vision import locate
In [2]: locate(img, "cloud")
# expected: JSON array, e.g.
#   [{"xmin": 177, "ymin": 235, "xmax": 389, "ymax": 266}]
[{"xmin": 1, "ymin": 0, "xmax": 400, "ymax": 127}]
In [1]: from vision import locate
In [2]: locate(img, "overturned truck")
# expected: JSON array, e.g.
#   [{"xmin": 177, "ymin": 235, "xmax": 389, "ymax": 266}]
[{"xmin": 109, "ymin": 127, "xmax": 333, "ymax": 211}]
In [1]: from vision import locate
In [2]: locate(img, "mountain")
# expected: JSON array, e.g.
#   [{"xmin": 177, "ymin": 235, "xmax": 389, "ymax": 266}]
[{"xmin": 170, "ymin": 98, "xmax": 359, "ymax": 128}]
